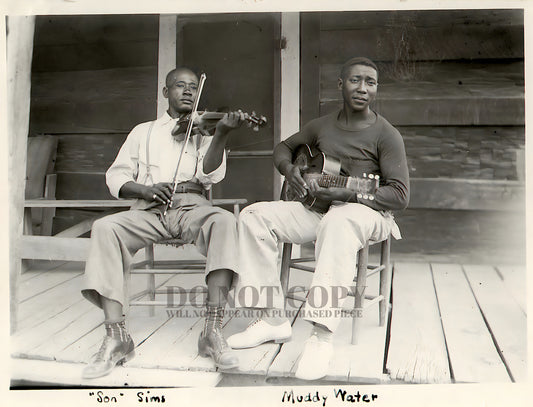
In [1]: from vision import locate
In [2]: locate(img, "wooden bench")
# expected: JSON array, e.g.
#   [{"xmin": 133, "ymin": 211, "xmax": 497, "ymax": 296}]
[{"xmin": 22, "ymin": 198, "xmax": 247, "ymax": 262}]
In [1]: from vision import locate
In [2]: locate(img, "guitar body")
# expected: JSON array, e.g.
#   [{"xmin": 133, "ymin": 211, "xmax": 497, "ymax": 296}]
[{"xmin": 283, "ymin": 144, "xmax": 379, "ymax": 212}]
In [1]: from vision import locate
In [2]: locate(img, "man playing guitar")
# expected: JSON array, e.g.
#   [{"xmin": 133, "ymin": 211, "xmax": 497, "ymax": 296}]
[{"xmin": 228, "ymin": 57, "xmax": 410, "ymax": 380}]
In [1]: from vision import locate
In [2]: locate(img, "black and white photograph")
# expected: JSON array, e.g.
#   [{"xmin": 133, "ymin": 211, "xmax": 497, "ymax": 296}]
[{"xmin": 2, "ymin": 0, "xmax": 529, "ymax": 406}]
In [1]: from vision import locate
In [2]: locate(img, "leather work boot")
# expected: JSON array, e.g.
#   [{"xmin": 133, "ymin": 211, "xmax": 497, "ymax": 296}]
[
  {"xmin": 198, "ymin": 327, "xmax": 239, "ymax": 370},
  {"xmin": 82, "ymin": 321, "xmax": 135, "ymax": 379},
  {"xmin": 198, "ymin": 305, "xmax": 238, "ymax": 370}
]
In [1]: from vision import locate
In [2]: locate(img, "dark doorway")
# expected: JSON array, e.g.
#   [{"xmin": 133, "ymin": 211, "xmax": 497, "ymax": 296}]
[{"xmin": 177, "ymin": 13, "xmax": 280, "ymax": 204}]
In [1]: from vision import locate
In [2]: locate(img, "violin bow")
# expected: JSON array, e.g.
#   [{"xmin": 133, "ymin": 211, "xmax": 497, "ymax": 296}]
[{"xmin": 163, "ymin": 73, "xmax": 207, "ymax": 216}]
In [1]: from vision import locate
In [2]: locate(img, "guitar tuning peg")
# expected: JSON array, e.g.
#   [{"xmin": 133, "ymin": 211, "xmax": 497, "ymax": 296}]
[
  {"xmin": 363, "ymin": 194, "xmax": 368, "ymax": 200},
  {"xmin": 369, "ymin": 174, "xmax": 374, "ymax": 179},
  {"xmin": 369, "ymin": 196, "xmax": 375, "ymax": 201},
  {"xmin": 363, "ymin": 173, "xmax": 367, "ymax": 178},
  {"xmin": 375, "ymin": 175, "xmax": 380, "ymax": 180},
  {"xmin": 357, "ymin": 193, "xmax": 363, "ymax": 199}
]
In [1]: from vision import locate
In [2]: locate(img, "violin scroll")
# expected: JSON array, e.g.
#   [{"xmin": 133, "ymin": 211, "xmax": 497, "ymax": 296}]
[{"xmin": 246, "ymin": 111, "xmax": 268, "ymax": 132}]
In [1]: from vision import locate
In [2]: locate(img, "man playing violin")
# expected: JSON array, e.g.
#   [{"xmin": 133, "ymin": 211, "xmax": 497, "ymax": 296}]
[
  {"xmin": 81, "ymin": 67, "xmax": 246, "ymax": 378},
  {"xmin": 227, "ymin": 57, "xmax": 410, "ymax": 380}
]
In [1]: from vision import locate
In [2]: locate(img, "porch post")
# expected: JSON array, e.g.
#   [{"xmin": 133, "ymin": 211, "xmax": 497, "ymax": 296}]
[
  {"xmin": 7, "ymin": 16, "xmax": 36, "ymax": 334},
  {"xmin": 277, "ymin": 13, "xmax": 301, "ymax": 257},
  {"xmin": 157, "ymin": 14, "xmax": 178, "ymax": 118},
  {"xmin": 274, "ymin": 12, "xmax": 300, "ymax": 198}
]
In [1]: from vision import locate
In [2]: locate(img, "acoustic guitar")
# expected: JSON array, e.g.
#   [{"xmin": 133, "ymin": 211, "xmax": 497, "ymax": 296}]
[{"xmin": 283, "ymin": 144, "xmax": 379, "ymax": 212}]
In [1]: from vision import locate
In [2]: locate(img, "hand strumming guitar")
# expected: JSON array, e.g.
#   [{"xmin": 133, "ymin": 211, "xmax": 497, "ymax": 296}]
[{"xmin": 281, "ymin": 163, "xmax": 308, "ymax": 199}]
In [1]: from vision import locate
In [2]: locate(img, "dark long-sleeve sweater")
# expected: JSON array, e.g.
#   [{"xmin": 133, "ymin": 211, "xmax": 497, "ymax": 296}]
[{"xmin": 274, "ymin": 110, "xmax": 410, "ymax": 211}]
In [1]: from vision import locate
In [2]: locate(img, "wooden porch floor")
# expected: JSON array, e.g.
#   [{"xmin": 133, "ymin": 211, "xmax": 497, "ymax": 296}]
[{"xmin": 10, "ymin": 247, "xmax": 526, "ymax": 388}]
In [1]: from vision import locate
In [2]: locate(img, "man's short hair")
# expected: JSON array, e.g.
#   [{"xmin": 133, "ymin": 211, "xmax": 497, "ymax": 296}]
[
  {"xmin": 165, "ymin": 67, "xmax": 198, "ymax": 87},
  {"xmin": 340, "ymin": 57, "xmax": 379, "ymax": 79}
]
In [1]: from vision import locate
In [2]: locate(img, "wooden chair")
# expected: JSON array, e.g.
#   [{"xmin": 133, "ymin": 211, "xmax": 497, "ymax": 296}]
[
  {"xmin": 279, "ymin": 182, "xmax": 393, "ymax": 345},
  {"xmin": 128, "ymin": 193, "xmax": 247, "ymax": 315},
  {"xmin": 24, "ymin": 135, "xmax": 59, "ymax": 237}
]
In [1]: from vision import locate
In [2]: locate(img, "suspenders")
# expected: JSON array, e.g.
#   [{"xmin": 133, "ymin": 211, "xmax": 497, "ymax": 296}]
[
  {"xmin": 143, "ymin": 119, "xmax": 202, "ymax": 186},
  {"xmin": 143, "ymin": 120, "xmax": 156, "ymax": 186}
]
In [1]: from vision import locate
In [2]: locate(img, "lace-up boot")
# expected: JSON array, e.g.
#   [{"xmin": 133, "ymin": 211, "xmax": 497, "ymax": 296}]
[
  {"xmin": 198, "ymin": 305, "xmax": 238, "ymax": 370},
  {"xmin": 82, "ymin": 320, "xmax": 135, "ymax": 379}
]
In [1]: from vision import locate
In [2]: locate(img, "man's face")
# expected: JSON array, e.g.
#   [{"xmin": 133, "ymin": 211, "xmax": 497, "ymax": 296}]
[
  {"xmin": 163, "ymin": 69, "xmax": 199, "ymax": 115},
  {"xmin": 338, "ymin": 64, "xmax": 378, "ymax": 112}
]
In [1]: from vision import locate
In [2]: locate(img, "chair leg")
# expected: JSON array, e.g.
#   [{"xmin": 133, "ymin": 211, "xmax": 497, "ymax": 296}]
[
  {"xmin": 379, "ymin": 237, "xmax": 392, "ymax": 326},
  {"xmin": 352, "ymin": 244, "xmax": 369, "ymax": 345},
  {"xmin": 145, "ymin": 244, "xmax": 156, "ymax": 317},
  {"xmin": 280, "ymin": 243, "xmax": 293, "ymax": 298},
  {"xmin": 124, "ymin": 265, "xmax": 131, "ymax": 320}
]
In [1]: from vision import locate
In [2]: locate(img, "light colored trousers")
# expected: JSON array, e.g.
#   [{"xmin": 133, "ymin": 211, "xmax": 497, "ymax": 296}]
[
  {"xmin": 235, "ymin": 200, "xmax": 398, "ymax": 332},
  {"xmin": 82, "ymin": 194, "xmax": 238, "ymax": 309}
]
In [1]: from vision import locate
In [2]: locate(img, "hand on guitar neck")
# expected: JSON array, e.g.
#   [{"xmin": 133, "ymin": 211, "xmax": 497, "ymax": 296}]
[{"xmin": 307, "ymin": 177, "xmax": 353, "ymax": 203}]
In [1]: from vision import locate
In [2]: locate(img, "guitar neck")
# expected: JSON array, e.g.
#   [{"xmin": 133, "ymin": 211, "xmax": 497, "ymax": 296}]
[
  {"xmin": 314, "ymin": 174, "xmax": 349, "ymax": 188},
  {"xmin": 304, "ymin": 173, "xmax": 378, "ymax": 194}
]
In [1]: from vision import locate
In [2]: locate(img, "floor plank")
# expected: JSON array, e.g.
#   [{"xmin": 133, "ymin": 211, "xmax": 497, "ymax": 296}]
[
  {"xmin": 386, "ymin": 262, "xmax": 451, "ymax": 383},
  {"xmin": 19, "ymin": 270, "xmax": 82, "ymax": 302},
  {"xmin": 223, "ymin": 265, "xmax": 314, "ymax": 376},
  {"xmin": 16, "ymin": 263, "xmax": 90, "ymax": 332},
  {"xmin": 55, "ymin": 322, "xmax": 104, "ymax": 364},
  {"xmin": 267, "ymin": 271, "xmax": 388, "ymax": 383},
  {"xmin": 220, "ymin": 316, "xmax": 280, "ymax": 375},
  {"xmin": 31, "ymin": 306, "xmax": 103, "ymax": 358},
  {"xmin": 12, "ymin": 258, "xmax": 525, "ymax": 385},
  {"xmin": 266, "ymin": 306, "xmax": 313, "ymax": 378},
  {"xmin": 496, "ymin": 265, "xmax": 526, "ymax": 315},
  {"xmin": 19, "ymin": 269, "xmax": 46, "ymax": 283},
  {"xmin": 127, "ymin": 310, "xmax": 204, "ymax": 370},
  {"xmin": 58, "ymin": 295, "xmax": 174, "ymax": 364},
  {"xmin": 12, "ymin": 296, "xmax": 99, "ymax": 358},
  {"xmin": 263, "ymin": 265, "xmax": 315, "ymax": 379},
  {"xmin": 17, "ymin": 276, "xmax": 86, "ymax": 332},
  {"xmin": 346, "ymin": 276, "xmax": 390, "ymax": 383},
  {"xmin": 13, "ymin": 272, "xmax": 178, "ymax": 361},
  {"xmin": 58, "ymin": 273, "xmax": 200, "ymax": 364},
  {"xmin": 11, "ymin": 358, "xmax": 222, "ymax": 388},
  {"xmin": 463, "ymin": 265, "xmax": 527, "ymax": 382},
  {"xmin": 123, "ymin": 271, "xmax": 210, "ymax": 371},
  {"xmin": 431, "ymin": 263, "xmax": 510, "ymax": 383},
  {"xmin": 335, "ymin": 272, "xmax": 389, "ymax": 383}
]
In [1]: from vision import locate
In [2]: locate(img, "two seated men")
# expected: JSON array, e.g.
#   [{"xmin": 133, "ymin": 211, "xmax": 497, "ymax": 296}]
[{"xmin": 81, "ymin": 57, "xmax": 409, "ymax": 381}]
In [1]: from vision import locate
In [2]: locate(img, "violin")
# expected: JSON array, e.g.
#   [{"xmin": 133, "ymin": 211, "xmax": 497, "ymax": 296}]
[{"xmin": 172, "ymin": 110, "xmax": 267, "ymax": 136}]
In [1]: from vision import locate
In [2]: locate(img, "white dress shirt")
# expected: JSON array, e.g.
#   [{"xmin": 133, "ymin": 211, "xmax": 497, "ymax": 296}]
[{"xmin": 106, "ymin": 112, "xmax": 226, "ymax": 199}]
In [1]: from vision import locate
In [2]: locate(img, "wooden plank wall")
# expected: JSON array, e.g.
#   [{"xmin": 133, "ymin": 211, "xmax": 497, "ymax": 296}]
[
  {"xmin": 29, "ymin": 15, "xmax": 159, "ymax": 232},
  {"xmin": 302, "ymin": 10, "xmax": 525, "ymax": 263},
  {"xmin": 29, "ymin": 14, "xmax": 280, "ymax": 233}
]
